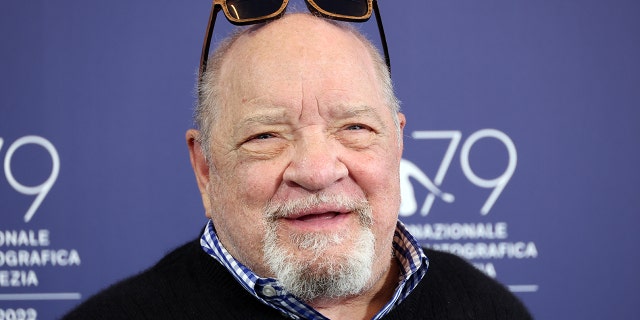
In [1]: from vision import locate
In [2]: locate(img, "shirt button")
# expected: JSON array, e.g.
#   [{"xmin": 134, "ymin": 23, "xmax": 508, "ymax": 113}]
[{"xmin": 262, "ymin": 284, "xmax": 277, "ymax": 297}]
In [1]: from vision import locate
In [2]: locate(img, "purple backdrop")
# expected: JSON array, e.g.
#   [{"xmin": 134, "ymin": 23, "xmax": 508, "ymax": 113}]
[{"xmin": 1, "ymin": 0, "xmax": 639, "ymax": 318}]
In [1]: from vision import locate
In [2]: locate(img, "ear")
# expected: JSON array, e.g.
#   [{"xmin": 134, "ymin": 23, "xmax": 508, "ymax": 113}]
[
  {"xmin": 397, "ymin": 112, "xmax": 406, "ymax": 152},
  {"xmin": 186, "ymin": 129, "xmax": 213, "ymax": 219}
]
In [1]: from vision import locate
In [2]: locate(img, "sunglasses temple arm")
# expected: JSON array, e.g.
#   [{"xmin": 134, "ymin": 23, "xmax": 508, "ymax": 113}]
[
  {"xmin": 372, "ymin": 0, "xmax": 391, "ymax": 72},
  {"xmin": 200, "ymin": 4, "xmax": 221, "ymax": 80}
]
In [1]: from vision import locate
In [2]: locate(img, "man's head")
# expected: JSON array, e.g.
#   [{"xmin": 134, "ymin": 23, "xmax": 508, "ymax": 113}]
[{"xmin": 187, "ymin": 13, "xmax": 405, "ymax": 303}]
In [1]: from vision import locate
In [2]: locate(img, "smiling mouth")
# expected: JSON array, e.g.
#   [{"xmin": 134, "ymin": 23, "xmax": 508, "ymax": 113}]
[
  {"xmin": 288, "ymin": 212, "xmax": 341, "ymax": 222},
  {"xmin": 280, "ymin": 210, "xmax": 352, "ymax": 231}
]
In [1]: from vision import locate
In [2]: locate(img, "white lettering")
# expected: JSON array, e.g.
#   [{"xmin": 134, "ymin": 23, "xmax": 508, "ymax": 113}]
[
  {"xmin": 0, "ymin": 270, "xmax": 38, "ymax": 287},
  {"xmin": 0, "ymin": 308, "xmax": 38, "ymax": 320},
  {"xmin": 0, "ymin": 249, "xmax": 81, "ymax": 267},
  {"xmin": 406, "ymin": 222, "xmax": 509, "ymax": 240},
  {"xmin": 0, "ymin": 230, "xmax": 50, "ymax": 247},
  {"xmin": 429, "ymin": 242, "xmax": 538, "ymax": 260},
  {"xmin": 473, "ymin": 262, "xmax": 497, "ymax": 278}
]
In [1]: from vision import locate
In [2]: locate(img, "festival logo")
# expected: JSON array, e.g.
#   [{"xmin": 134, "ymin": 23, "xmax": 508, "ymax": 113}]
[
  {"xmin": 400, "ymin": 129, "xmax": 538, "ymax": 293},
  {"xmin": 1, "ymin": 135, "xmax": 81, "ymax": 317}
]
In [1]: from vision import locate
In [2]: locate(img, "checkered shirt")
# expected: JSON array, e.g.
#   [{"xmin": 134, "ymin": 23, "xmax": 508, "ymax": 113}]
[{"xmin": 200, "ymin": 219, "xmax": 428, "ymax": 319}]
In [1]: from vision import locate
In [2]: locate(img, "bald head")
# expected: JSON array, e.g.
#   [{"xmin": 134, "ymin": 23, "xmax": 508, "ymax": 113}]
[
  {"xmin": 195, "ymin": 14, "xmax": 399, "ymax": 159},
  {"xmin": 221, "ymin": 15, "xmax": 376, "ymax": 89}
]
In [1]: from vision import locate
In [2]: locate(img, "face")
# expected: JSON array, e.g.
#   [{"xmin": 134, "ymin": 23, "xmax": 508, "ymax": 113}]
[{"xmin": 188, "ymin": 15, "xmax": 405, "ymax": 301}]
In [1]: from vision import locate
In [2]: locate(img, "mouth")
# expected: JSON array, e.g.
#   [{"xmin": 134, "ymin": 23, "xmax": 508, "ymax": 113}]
[
  {"xmin": 266, "ymin": 195, "xmax": 370, "ymax": 232},
  {"xmin": 280, "ymin": 207, "xmax": 352, "ymax": 231},
  {"xmin": 282, "ymin": 203, "xmax": 351, "ymax": 220},
  {"xmin": 286, "ymin": 211, "xmax": 341, "ymax": 222}
]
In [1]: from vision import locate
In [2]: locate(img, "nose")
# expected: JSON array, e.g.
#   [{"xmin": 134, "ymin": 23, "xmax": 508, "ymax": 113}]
[{"xmin": 282, "ymin": 136, "xmax": 348, "ymax": 191}]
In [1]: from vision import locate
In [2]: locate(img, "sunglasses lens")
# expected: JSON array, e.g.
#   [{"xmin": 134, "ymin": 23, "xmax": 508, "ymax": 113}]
[
  {"xmin": 311, "ymin": 0, "xmax": 369, "ymax": 18},
  {"xmin": 225, "ymin": 0, "xmax": 285, "ymax": 21}
]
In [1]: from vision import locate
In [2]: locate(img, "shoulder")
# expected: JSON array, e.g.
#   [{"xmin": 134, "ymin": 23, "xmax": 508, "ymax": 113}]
[
  {"xmin": 421, "ymin": 248, "xmax": 509, "ymax": 293},
  {"xmin": 62, "ymin": 239, "xmax": 199, "ymax": 319},
  {"xmin": 388, "ymin": 248, "xmax": 532, "ymax": 319},
  {"xmin": 63, "ymin": 238, "xmax": 285, "ymax": 319}
]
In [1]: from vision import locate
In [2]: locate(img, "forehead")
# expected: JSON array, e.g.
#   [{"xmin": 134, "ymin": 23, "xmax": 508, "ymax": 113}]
[{"xmin": 217, "ymin": 15, "xmax": 382, "ymax": 97}]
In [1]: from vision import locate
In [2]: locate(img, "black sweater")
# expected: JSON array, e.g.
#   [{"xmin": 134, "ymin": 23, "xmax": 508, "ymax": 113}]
[{"xmin": 64, "ymin": 239, "xmax": 532, "ymax": 319}]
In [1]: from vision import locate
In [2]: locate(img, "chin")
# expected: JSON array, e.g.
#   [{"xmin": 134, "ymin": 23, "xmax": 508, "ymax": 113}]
[{"xmin": 264, "ymin": 225, "xmax": 376, "ymax": 301}]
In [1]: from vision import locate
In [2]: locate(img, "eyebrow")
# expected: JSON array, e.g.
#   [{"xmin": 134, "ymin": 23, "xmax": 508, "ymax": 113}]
[
  {"xmin": 339, "ymin": 106, "xmax": 378, "ymax": 117},
  {"xmin": 335, "ymin": 105, "xmax": 387, "ymax": 128},
  {"xmin": 240, "ymin": 114, "xmax": 284, "ymax": 125},
  {"xmin": 235, "ymin": 104, "xmax": 388, "ymax": 132},
  {"xmin": 240, "ymin": 113, "xmax": 287, "ymax": 126},
  {"xmin": 233, "ymin": 110, "xmax": 289, "ymax": 138}
]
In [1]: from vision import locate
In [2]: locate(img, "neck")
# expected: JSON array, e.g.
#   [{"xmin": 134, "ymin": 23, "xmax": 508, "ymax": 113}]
[{"xmin": 309, "ymin": 257, "xmax": 400, "ymax": 320}]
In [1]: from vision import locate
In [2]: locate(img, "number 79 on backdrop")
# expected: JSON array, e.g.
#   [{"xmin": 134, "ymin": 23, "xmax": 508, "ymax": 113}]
[
  {"xmin": 0, "ymin": 136, "xmax": 60, "ymax": 223},
  {"xmin": 400, "ymin": 129, "xmax": 517, "ymax": 216}
]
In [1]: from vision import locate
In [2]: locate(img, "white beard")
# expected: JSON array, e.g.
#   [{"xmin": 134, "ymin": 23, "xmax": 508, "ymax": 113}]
[{"xmin": 262, "ymin": 194, "xmax": 376, "ymax": 302}]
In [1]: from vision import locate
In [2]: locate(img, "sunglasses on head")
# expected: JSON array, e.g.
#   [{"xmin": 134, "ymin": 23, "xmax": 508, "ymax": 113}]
[{"xmin": 199, "ymin": 0, "xmax": 390, "ymax": 79}]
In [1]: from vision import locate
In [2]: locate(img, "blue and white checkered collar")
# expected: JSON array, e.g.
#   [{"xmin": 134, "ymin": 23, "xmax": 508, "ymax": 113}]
[{"xmin": 200, "ymin": 219, "xmax": 428, "ymax": 320}]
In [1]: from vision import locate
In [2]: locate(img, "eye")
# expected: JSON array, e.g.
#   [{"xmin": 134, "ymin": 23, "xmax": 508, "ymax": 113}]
[
  {"xmin": 239, "ymin": 132, "xmax": 278, "ymax": 147},
  {"xmin": 336, "ymin": 123, "xmax": 377, "ymax": 149},
  {"xmin": 340, "ymin": 123, "xmax": 377, "ymax": 138},
  {"xmin": 252, "ymin": 133, "xmax": 275, "ymax": 140},
  {"xmin": 239, "ymin": 131, "xmax": 287, "ymax": 158},
  {"xmin": 345, "ymin": 124, "xmax": 372, "ymax": 131}
]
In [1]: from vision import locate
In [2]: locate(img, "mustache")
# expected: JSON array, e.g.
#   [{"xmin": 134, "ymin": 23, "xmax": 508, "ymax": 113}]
[{"xmin": 264, "ymin": 193, "xmax": 373, "ymax": 228}]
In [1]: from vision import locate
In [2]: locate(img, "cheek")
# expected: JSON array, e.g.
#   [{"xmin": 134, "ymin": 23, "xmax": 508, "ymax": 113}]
[
  {"xmin": 349, "ymin": 148, "xmax": 401, "ymax": 199},
  {"xmin": 218, "ymin": 158, "xmax": 285, "ymax": 210},
  {"xmin": 347, "ymin": 150, "xmax": 402, "ymax": 232},
  {"xmin": 208, "ymin": 159, "xmax": 285, "ymax": 274}
]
